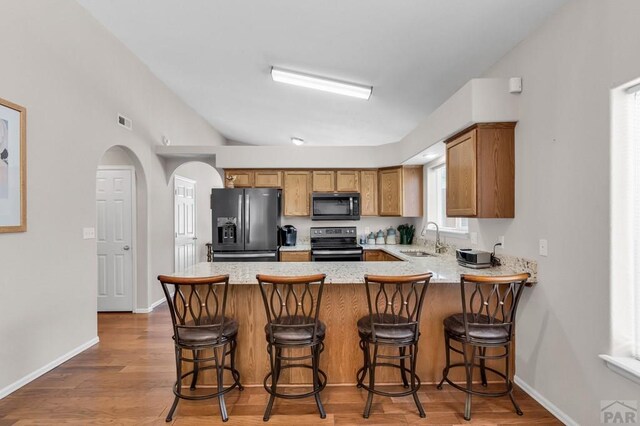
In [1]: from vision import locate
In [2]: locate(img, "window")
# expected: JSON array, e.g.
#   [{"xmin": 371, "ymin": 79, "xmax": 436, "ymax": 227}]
[
  {"xmin": 427, "ymin": 161, "xmax": 468, "ymax": 233},
  {"xmin": 603, "ymin": 79, "xmax": 640, "ymax": 383}
]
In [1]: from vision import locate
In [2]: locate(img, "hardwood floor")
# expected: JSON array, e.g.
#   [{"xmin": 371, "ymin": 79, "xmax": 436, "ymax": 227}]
[{"xmin": 0, "ymin": 304, "xmax": 561, "ymax": 425}]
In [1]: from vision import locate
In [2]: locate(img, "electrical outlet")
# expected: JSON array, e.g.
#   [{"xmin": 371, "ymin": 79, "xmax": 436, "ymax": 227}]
[
  {"xmin": 83, "ymin": 227, "xmax": 96, "ymax": 239},
  {"xmin": 539, "ymin": 239, "xmax": 548, "ymax": 256},
  {"xmin": 470, "ymin": 232, "xmax": 478, "ymax": 245},
  {"xmin": 498, "ymin": 235, "xmax": 505, "ymax": 249}
]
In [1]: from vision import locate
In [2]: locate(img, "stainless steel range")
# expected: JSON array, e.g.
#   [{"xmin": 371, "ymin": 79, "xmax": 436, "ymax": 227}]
[{"xmin": 310, "ymin": 226, "xmax": 363, "ymax": 261}]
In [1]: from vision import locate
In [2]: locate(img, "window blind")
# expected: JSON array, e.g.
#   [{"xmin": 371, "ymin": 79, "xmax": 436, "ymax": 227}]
[{"xmin": 632, "ymin": 91, "xmax": 640, "ymax": 359}]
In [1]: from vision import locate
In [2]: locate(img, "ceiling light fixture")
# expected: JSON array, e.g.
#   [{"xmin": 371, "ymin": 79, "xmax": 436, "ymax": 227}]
[
  {"xmin": 271, "ymin": 67, "xmax": 372, "ymax": 100},
  {"xmin": 291, "ymin": 137, "xmax": 305, "ymax": 146}
]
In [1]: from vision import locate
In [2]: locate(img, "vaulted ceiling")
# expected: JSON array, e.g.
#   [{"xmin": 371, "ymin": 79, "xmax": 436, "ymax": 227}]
[{"xmin": 78, "ymin": 0, "xmax": 566, "ymax": 146}]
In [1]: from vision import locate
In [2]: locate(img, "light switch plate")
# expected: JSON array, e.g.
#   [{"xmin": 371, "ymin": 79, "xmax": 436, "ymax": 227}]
[
  {"xmin": 83, "ymin": 227, "xmax": 96, "ymax": 239},
  {"xmin": 470, "ymin": 232, "xmax": 478, "ymax": 245},
  {"xmin": 539, "ymin": 239, "xmax": 548, "ymax": 256}
]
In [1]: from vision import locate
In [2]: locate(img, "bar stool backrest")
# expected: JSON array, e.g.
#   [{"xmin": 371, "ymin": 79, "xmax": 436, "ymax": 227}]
[
  {"xmin": 158, "ymin": 274, "xmax": 230, "ymax": 344},
  {"xmin": 364, "ymin": 273, "xmax": 433, "ymax": 342},
  {"xmin": 256, "ymin": 274, "xmax": 326, "ymax": 344},
  {"xmin": 460, "ymin": 273, "xmax": 530, "ymax": 342}
]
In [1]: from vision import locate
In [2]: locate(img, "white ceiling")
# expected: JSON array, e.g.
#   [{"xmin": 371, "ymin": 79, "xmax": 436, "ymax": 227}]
[{"xmin": 78, "ymin": 0, "xmax": 566, "ymax": 147}]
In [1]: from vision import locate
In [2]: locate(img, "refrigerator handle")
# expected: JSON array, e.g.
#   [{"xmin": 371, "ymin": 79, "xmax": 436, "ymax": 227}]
[
  {"xmin": 246, "ymin": 194, "xmax": 251, "ymax": 243},
  {"xmin": 238, "ymin": 193, "xmax": 243, "ymax": 239}
]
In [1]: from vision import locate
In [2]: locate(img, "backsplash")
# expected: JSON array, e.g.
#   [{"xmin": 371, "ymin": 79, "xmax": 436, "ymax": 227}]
[{"xmin": 282, "ymin": 217, "xmax": 420, "ymax": 244}]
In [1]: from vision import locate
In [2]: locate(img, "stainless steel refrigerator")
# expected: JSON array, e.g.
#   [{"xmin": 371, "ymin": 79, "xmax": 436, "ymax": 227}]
[{"xmin": 211, "ymin": 188, "xmax": 281, "ymax": 262}]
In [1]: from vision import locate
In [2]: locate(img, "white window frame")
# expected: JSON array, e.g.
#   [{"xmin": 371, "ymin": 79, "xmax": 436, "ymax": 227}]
[
  {"xmin": 601, "ymin": 79, "xmax": 640, "ymax": 385},
  {"xmin": 426, "ymin": 158, "xmax": 468, "ymax": 235}
]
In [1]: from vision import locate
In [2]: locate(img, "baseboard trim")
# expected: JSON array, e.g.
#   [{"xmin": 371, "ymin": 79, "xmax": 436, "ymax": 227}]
[
  {"xmin": 0, "ymin": 336, "xmax": 100, "ymax": 400},
  {"xmin": 133, "ymin": 297, "xmax": 165, "ymax": 314},
  {"xmin": 514, "ymin": 375, "xmax": 577, "ymax": 426}
]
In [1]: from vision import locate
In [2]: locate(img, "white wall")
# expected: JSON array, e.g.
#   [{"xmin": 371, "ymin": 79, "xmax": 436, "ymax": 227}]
[
  {"xmin": 426, "ymin": 1, "xmax": 640, "ymax": 423},
  {"xmin": 173, "ymin": 162, "xmax": 223, "ymax": 263},
  {"xmin": 0, "ymin": 0, "xmax": 225, "ymax": 396}
]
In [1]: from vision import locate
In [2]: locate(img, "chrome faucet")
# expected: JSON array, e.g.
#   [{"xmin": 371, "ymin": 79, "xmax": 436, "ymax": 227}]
[{"xmin": 422, "ymin": 221, "xmax": 445, "ymax": 254}]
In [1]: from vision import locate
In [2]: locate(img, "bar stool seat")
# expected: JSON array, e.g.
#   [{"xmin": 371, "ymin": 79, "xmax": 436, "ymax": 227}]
[
  {"xmin": 443, "ymin": 313, "xmax": 509, "ymax": 341},
  {"xmin": 177, "ymin": 317, "xmax": 239, "ymax": 345},
  {"xmin": 357, "ymin": 314, "xmax": 415, "ymax": 341},
  {"xmin": 264, "ymin": 316, "xmax": 326, "ymax": 342}
]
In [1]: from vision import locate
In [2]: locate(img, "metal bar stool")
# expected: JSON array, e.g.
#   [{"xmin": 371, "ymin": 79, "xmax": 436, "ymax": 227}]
[
  {"xmin": 158, "ymin": 274, "xmax": 243, "ymax": 423},
  {"xmin": 356, "ymin": 273, "xmax": 433, "ymax": 419},
  {"xmin": 256, "ymin": 273, "xmax": 327, "ymax": 421},
  {"xmin": 437, "ymin": 273, "xmax": 530, "ymax": 421}
]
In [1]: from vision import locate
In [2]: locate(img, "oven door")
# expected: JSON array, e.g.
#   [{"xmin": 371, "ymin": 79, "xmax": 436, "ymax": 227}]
[{"xmin": 311, "ymin": 249, "xmax": 363, "ymax": 262}]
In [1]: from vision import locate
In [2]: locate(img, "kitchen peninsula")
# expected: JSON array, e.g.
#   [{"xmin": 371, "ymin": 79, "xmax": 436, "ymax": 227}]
[{"xmin": 169, "ymin": 246, "xmax": 536, "ymax": 386}]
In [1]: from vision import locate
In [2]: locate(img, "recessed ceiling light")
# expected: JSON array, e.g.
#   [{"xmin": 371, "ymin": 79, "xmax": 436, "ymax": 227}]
[
  {"xmin": 271, "ymin": 67, "xmax": 372, "ymax": 100},
  {"xmin": 291, "ymin": 137, "xmax": 305, "ymax": 146}
]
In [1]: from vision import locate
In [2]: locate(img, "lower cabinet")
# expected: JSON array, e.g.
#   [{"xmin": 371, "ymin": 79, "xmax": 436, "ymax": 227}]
[
  {"xmin": 279, "ymin": 251, "xmax": 311, "ymax": 262},
  {"xmin": 364, "ymin": 249, "xmax": 402, "ymax": 262}
]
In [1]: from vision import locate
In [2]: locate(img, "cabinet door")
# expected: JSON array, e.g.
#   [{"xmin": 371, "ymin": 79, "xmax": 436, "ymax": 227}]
[
  {"xmin": 280, "ymin": 251, "xmax": 311, "ymax": 262},
  {"xmin": 254, "ymin": 170, "xmax": 282, "ymax": 188},
  {"xmin": 312, "ymin": 171, "xmax": 335, "ymax": 192},
  {"xmin": 225, "ymin": 170, "xmax": 253, "ymax": 188},
  {"xmin": 336, "ymin": 171, "xmax": 360, "ymax": 192},
  {"xmin": 284, "ymin": 171, "xmax": 311, "ymax": 216},
  {"xmin": 379, "ymin": 167, "xmax": 402, "ymax": 216},
  {"xmin": 364, "ymin": 250, "xmax": 384, "ymax": 261},
  {"xmin": 360, "ymin": 170, "xmax": 378, "ymax": 216},
  {"xmin": 446, "ymin": 130, "xmax": 477, "ymax": 216}
]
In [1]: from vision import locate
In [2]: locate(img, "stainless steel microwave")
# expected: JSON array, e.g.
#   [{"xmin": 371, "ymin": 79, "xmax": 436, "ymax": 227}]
[{"xmin": 311, "ymin": 192, "xmax": 360, "ymax": 221}]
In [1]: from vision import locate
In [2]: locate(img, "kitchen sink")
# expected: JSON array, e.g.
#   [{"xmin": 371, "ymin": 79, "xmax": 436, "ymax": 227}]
[{"xmin": 399, "ymin": 250, "xmax": 435, "ymax": 257}]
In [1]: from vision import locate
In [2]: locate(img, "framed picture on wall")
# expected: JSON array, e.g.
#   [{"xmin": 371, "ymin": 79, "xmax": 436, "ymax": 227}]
[{"xmin": 0, "ymin": 97, "xmax": 26, "ymax": 233}]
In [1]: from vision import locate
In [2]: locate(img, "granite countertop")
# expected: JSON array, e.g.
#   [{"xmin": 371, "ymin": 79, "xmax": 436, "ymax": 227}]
[{"xmin": 173, "ymin": 243, "xmax": 537, "ymax": 285}]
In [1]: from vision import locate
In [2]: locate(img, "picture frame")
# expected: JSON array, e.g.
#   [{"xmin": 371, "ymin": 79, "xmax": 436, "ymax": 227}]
[{"xmin": 0, "ymin": 97, "xmax": 26, "ymax": 233}]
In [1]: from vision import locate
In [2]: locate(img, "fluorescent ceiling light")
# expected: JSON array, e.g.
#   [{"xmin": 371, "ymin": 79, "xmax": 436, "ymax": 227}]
[
  {"xmin": 291, "ymin": 137, "xmax": 305, "ymax": 146},
  {"xmin": 271, "ymin": 67, "xmax": 372, "ymax": 100}
]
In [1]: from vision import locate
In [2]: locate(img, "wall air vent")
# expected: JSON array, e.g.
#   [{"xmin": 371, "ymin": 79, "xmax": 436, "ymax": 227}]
[{"xmin": 117, "ymin": 113, "xmax": 132, "ymax": 130}]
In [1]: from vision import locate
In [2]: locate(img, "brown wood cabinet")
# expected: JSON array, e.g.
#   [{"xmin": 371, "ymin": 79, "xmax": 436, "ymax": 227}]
[
  {"xmin": 336, "ymin": 171, "xmax": 360, "ymax": 192},
  {"xmin": 359, "ymin": 170, "xmax": 378, "ymax": 216},
  {"xmin": 445, "ymin": 123, "xmax": 515, "ymax": 218},
  {"xmin": 364, "ymin": 249, "xmax": 403, "ymax": 261},
  {"xmin": 224, "ymin": 170, "xmax": 253, "ymax": 188},
  {"xmin": 283, "ymin": 171, "xmax": 311, "ymax": 216},
  {"xmin": 312, "ymin": 171, "xmax": 335, "ymax": 192},
  {"xmin": 254, "ymin": 170, "xmax": 282, "ymax": 188},
  {"xmin": 378, "ymin": 166, "xmax": 423, "ymax": 217},
  {"xmin": 279, "ymin": 251, "xmax": 311, "ymax": 262}
]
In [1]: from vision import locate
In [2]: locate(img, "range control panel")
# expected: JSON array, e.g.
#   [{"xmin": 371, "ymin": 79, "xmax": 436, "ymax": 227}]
[{"xmin": 310, "ymin": 226, "xmax": 357, "ymax": 238}]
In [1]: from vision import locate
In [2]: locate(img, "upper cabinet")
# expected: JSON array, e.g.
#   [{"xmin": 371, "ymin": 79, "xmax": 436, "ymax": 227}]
[
  {"xmin": 254, "ymin": 170, "xmax": 282, "ymax": 188},
  {"xmin": 445, "ymin": 123, "xmax": 515, "ymax": 218},
  {"xmin": 283, "ymin": 171, "xmax": 311, "ymax": 216},
  {"xmin": 379, "ymin": 166, "xmax": 423, "ymax": 217},
  {"xmin": 359, "ymin": 170, "xmax": 378, "ymax": 216},
  {"xmin": 312, "ymin": 171, "xmax": 335, "ymax": 192},
  {"xmin": 224, "ymin": 169, "xmax": 254, "ymax": 188},
  {"xmin": 336, "ymin": 171, "xmax": 360, "ymax": 192}
]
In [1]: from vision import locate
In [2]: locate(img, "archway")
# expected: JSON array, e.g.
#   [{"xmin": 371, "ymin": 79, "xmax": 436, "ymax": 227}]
[{"xmin": 96, "ymin": 145, "xmax": 149, "ymax": 312}]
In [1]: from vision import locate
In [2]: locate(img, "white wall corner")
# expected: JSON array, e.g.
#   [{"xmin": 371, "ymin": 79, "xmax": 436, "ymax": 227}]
[
  {"xmin": 134, "ymin": 297, "xmax": 166, "ymax": 314},
  {"xmin": 0, "ymin": 337, "xmax": 99, "ymax": 400},
  {"xmin": 514, "ymin": 375, "xmax": 579, "ymax": 426}
]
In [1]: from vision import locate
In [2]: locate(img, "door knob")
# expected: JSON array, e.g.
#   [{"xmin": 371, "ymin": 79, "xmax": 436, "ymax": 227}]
[{"xmin": 123, "ymin": 245, "xmax": 130, "ymax": 251}]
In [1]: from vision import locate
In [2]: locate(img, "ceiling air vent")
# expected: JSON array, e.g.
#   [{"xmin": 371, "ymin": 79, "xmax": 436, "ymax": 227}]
[{"xmin": 117, "ymin": 113, "xmax": 132, "ymax": 130}]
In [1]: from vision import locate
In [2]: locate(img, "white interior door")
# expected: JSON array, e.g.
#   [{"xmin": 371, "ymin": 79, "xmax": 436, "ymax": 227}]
[
  {"xmin": 96, "ymin": 168, "xmax": 134, "ymax": 312},
  {"xmin": 175, "ymin": 176, "xmax": 197, "ymax": 272}
]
